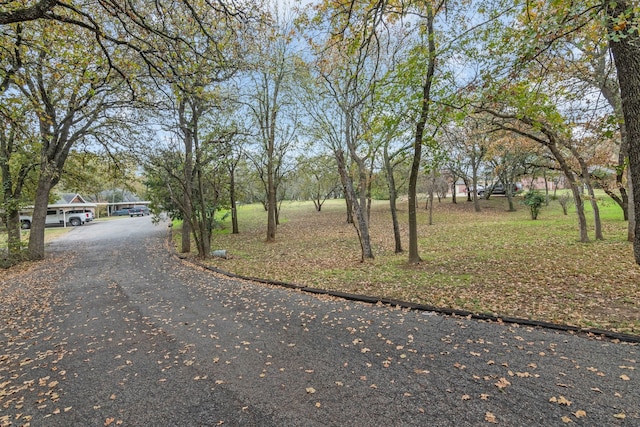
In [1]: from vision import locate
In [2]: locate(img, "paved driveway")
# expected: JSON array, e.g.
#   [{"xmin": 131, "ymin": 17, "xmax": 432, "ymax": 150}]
[{"xmin": 1, "ymin": 217, "xmax": 638, "ymax": 426}]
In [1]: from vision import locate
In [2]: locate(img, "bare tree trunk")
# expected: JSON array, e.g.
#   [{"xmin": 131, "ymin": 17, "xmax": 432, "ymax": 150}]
[
  {"xmin": 569, "ymin": 182, "xmax": 589, "ymax": 243},
  {"xmin": 586, "ymin": 181, "xmax": 604, "ymax": 240},
  {"xmin": 1, "ymin": 166, "xmax": 25, "ymax": 257},
  {"xmin": 27, "ymin": 170, "xmax": 53, "ymax": 260},
  {"xmin": 342, "ymin": 182, "xmax": 354, "ymax": 223},
  {"xmin": 266, "ymin": 166, "xmax": 277, "ymax": 241},
  {"xmin": 480, "ymin": 108, "xmax": 591, "ymax": 243},
  {"xmin": 546, "ymin": 142, "xmax": 590, "ymax": 242},
  {"xmin": 384, "ymin": 147, "xmax": 402, "ymax": 253},
  {"xmin": 6, "ymin": 210, "xmax": 22, "ymax": 257},
  {"xmin": 179, "ymin": 101, "xmax": 192, "ymax": 254},
  {"xmin": 451, "ymin": 180, "xmax": 457, "ymax": 204},
  {"xmin": 408, "ymin": 132, "xmax": 423, "ymax": 263},
  {"xmin": 608, "ymin": 0, "xmax": 640, "ymax": 263},
  {"xmin": 229, "ymin": 164, "xmax": 239, "ymax": 234},
  {"xmin": 180, "ymin": 113, "xmax": 193, "ymax": 253},
  {"xmin": 629, "ymin": 170, "xmax": 636, "ymax": 242},
  {"xmin": 568, "ymin": 144, "xmax": 604, "ymax": 240},
  {"xmin": 0, "ymin": 129, "xmax": 28, "ymax": 257},
  {"xmin": 616, "ymin": 148, "xmax": 629, "ymax": 221},
  {"xmin": 194, "ymin": 127, "xmax": 212, "ymax": 259},
  {"xmin": 427, "ymin": 169, "xmax": 435, "ymax": 224},
  {"xmin": 336, "ymin": 149, "xmax": 373, "ymax": 260},
  {"xmin": 266, "ymin": 124, "xmax": 277, "ymax": 241},
  {"xmin": 408, "ymin": 3, "xmax": 436, "ymax": 264},
  {"xmin": 543, "ymin": 169, "xmax": 550, "ymax": 206},
  {"xmin": 471, "ymin": 166, "xmax": 481, "ymax": 213},
  {"xmin": 505, "ymin": 187, "xmax": 515, "ymax": 212},
  {"xmin": 428, "ymin": 189, "xmax": 434, "ymax": 225}
]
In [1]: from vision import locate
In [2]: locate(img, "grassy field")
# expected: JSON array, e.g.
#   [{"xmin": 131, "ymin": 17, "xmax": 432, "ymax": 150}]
[
  {"xmin": 0, "ymin": 226, "xmax": 72, "ymax": 268},
  {"xmin": 0, "ymin": 227, "xmax": 71, "ymax": 249},
  {"xmin": 191, "ymin": 193, "xmax": 640, "ymax": 336}
]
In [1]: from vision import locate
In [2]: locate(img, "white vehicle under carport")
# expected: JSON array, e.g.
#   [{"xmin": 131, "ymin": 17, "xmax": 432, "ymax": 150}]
[{"xmin": 20, "ymin": 209, "xmax": 85, "ymax": 229}]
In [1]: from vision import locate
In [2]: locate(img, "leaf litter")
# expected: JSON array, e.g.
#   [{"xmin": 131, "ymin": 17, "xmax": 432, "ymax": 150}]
[{"xmin": 204, "ymin": 199, "xmax": 640, "ymax": 335}]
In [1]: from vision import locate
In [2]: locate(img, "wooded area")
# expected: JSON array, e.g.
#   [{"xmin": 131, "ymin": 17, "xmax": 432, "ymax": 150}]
[{"xmin": 1, "ymin": 0, "xmax": 639, "ymax": 266}]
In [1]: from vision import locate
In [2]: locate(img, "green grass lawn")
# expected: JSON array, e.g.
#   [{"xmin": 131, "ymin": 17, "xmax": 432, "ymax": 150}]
[
  {"xmin": 189, "ymin": 192, "xmax": 639, "ymax": 335},
  {"xmin": 0, "ymin": 227, "xmax": 71, "ymax": 248}
]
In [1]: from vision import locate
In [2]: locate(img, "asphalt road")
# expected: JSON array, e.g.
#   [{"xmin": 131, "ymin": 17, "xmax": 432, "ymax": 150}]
[{"xmin": 1, "ymin": 217, "xmax": 638, "ymax": 426}]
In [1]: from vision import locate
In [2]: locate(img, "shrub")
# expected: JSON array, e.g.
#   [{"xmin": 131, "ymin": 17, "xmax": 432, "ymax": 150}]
[
  {"xmin": 557, "ymin": 193, "xmax": 573, "ymax": 215},
  {"xmin": 523, "ymin": 191, "xmax": 545, "ymax": 220},
  {"xmin": 0, "ymin": 250, "xmax": 30, "ymax": 269}
]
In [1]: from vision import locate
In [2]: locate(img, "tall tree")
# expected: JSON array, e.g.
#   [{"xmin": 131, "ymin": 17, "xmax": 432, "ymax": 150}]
[
  {"xmin": 2, "ymin": 19, "xmax": 131, "ymax": 259},
  {"xmin": 405, "ymin": 0, "xmax": 439, "ymax": 264},
  {"xmin": 297, "ymin": 63, "xmax": 355, "ymax": 224},
  {"xmin": 305, "ymin": 0, "xmax": 404, "ymax": 261},
  {"xmin": 607, "ymin": 1, "xmax": 640, "ymax": 260},
  {"xmin": 245, "ymin": 6, "xmax": 299, "ymax": 242},
  {"xmin": 296, "ymin": 154, "xmax": 341, "ymax": 212},
  {"xmin": 147, "ymin": 2, "xmax": 244, "ymax": 257},
  {"xmin": 0, "ymin": 111, "xmax": 37, "ymax": 257}
]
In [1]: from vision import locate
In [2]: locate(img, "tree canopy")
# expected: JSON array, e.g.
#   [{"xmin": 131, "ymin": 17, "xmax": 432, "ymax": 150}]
[{"xmin": 2, "ymin": 0, "xmax": 640, "ymax": 265}]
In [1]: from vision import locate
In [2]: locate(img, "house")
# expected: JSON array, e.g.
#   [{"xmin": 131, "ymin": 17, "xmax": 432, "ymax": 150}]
[{"xmin": 18, "ymin": 193, "xmax": 97, "ymax": 228}]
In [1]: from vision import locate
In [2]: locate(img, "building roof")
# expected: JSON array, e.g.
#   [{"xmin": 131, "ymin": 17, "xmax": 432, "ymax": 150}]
[{"xmin": 57, "ymin": 193, "xmax": 90, "ymax": 204}]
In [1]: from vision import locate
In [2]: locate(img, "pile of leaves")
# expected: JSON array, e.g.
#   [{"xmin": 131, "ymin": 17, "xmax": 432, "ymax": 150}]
[{"xmin": 196, "ymin": 197, "xmax": 639, "ymax": 335}]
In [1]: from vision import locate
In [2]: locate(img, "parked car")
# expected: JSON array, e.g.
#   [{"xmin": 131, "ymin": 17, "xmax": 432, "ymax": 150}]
[
  {"xmin": 20, "ymin": 209, "xmax": 85, "ymax": 229},
  {"xmin": 112, "ymin": 208, "xmax": 131, "ymax": 216},
  {"xmin": 68, "ymin": 209, "xmax": 94, "ymax": 222},
  {"xmin": 478, "ymin": 183, "xmax": 522, "ymax": 196},
  {"xmin": 467, "ymin": 185, "xmax": 484, "ymax": 194},
  {"xmin": 128, "ymin": 206, "xmax": 150, "ymax": 217}
]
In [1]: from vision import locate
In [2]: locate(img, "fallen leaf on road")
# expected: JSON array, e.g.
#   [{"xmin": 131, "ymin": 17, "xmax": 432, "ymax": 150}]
[
  {"xmin": 573, "ymin": 410, "xmax": 586, "ymax": 419},
  {"xmin": 485, "ymin": 412, "xmax": 497, "ymax": 423},
  {"xmin": 549, "ymin": 396, "xmax": 571, "ymax": 406},
  {"xmin": 495, "ymin": 377, "xmax": 511, "ymax": 390}
]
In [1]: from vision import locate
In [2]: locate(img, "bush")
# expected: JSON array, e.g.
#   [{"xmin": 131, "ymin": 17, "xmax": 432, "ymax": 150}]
[
  {"xmin": 0, "ymin": 250, "xmax": 30, "ymax": 269},
  {"xmin": 557, "ymin": 193, "xmax": 573, "ymax": 215},
  {"xmin": 523, "ymin": 191, "xmax": 545, "ymax": 220}
]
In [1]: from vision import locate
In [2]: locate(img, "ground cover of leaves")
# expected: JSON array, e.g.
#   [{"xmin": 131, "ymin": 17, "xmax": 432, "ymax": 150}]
[
  {"xmin": 0, "ymin": 257, "xmax": 73, "ymax": 426},
  {"xmin": 203, "ymin": 198, "xmax": 640, "ymax": 336}
]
